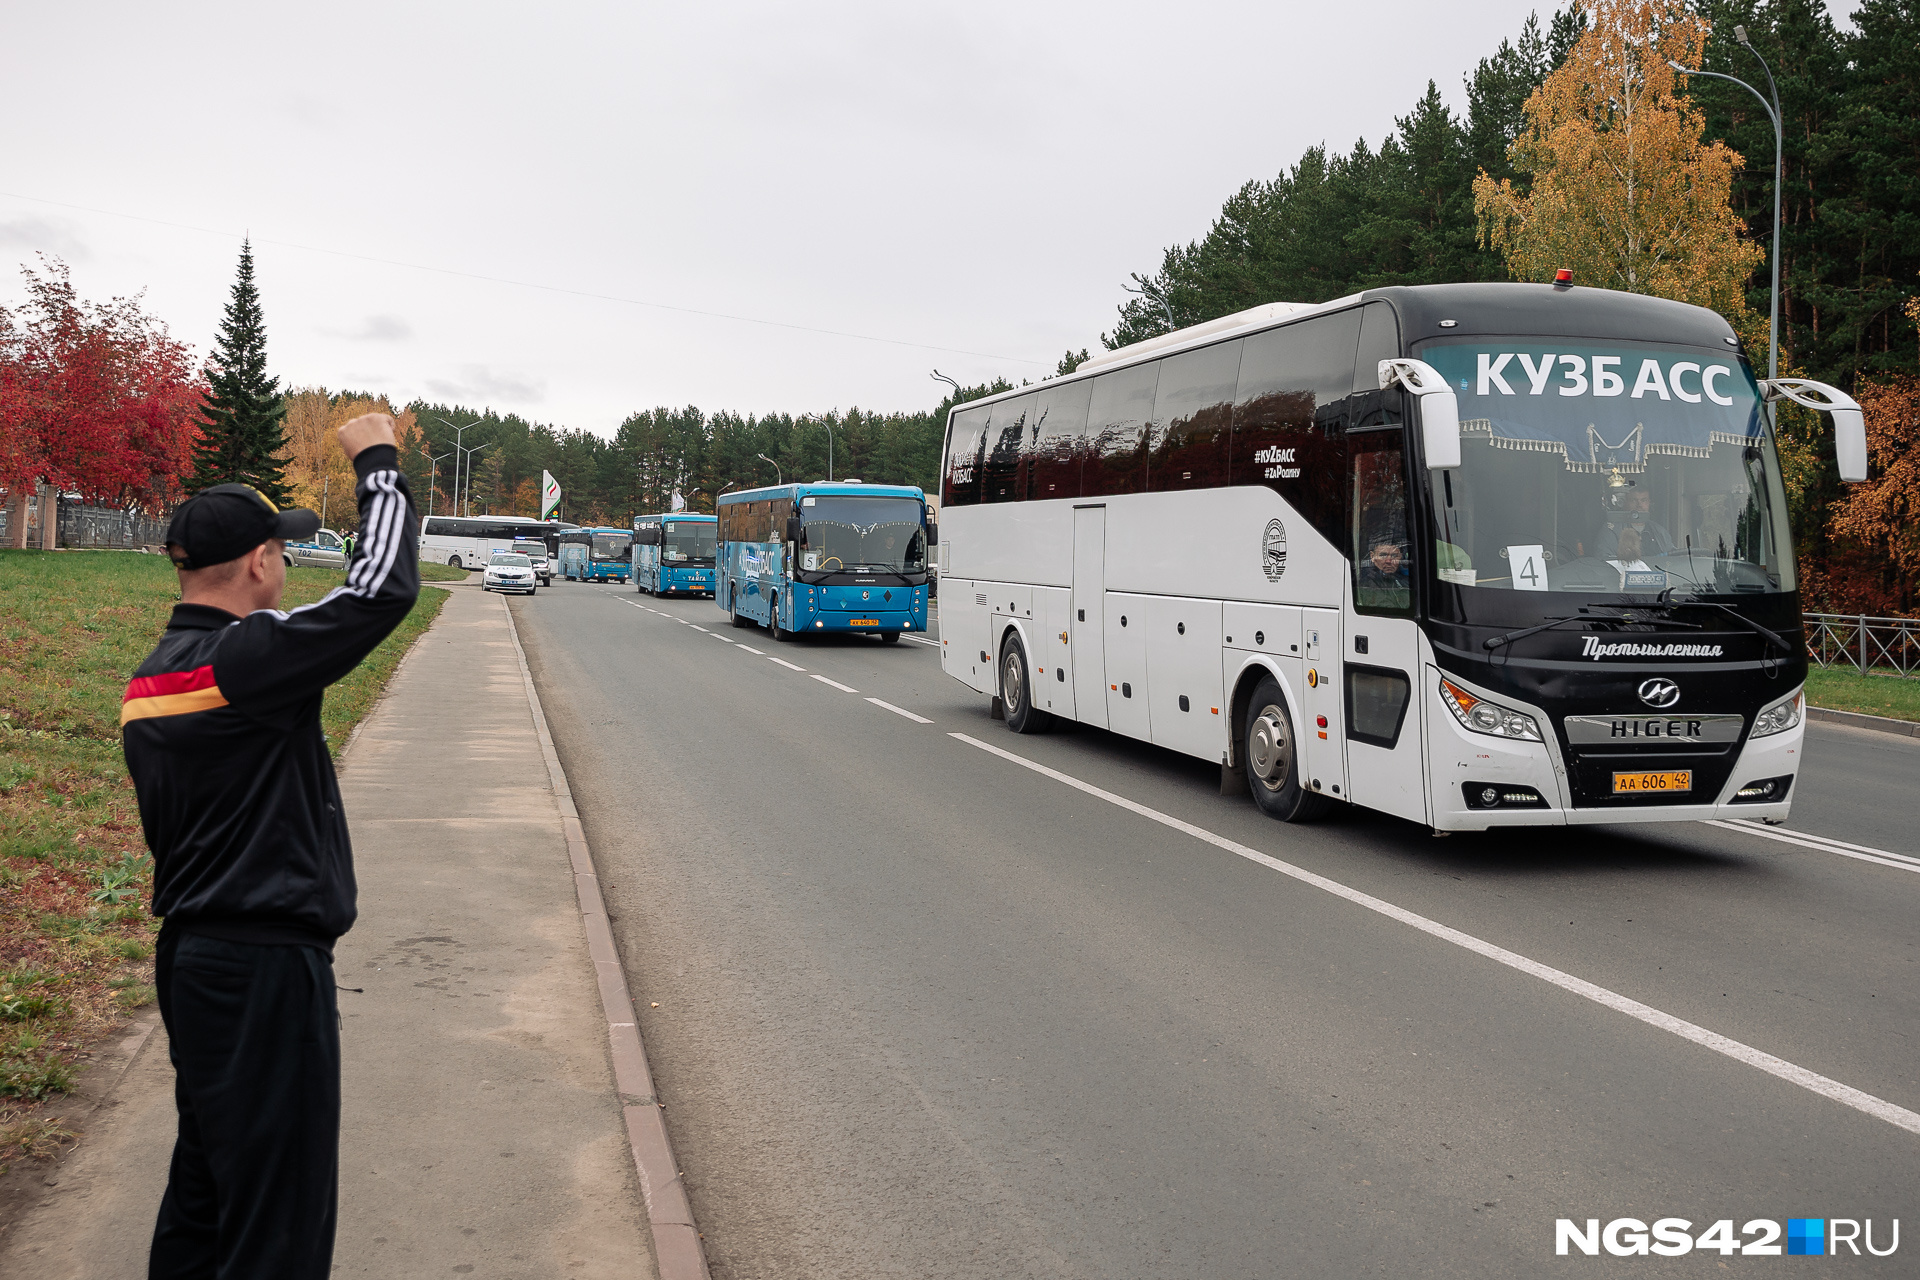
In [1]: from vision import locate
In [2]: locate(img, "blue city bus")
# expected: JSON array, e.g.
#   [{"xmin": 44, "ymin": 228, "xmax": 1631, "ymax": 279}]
[
  {"xmin": 716, "ymin": 483, "xmax": 932, "ymax": 642},
  {"xmin": 556, "ymin": 526, "xmax": 633, "ymax": 582},
  {"xmin": 632, "ymin": 513, "xmax": 717, "ymax": 596}
]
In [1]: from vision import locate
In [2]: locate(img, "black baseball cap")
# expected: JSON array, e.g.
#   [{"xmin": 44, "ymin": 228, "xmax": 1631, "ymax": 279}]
[{"xmin": 165, "ymin": 485, "xmax": 321, "ymax": 570}]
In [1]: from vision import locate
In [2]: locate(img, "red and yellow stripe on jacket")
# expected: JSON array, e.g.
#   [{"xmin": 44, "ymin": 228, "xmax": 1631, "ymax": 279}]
[{"xmin": 120, "ymin": 665, "xmax": 229, "ymax": 725}]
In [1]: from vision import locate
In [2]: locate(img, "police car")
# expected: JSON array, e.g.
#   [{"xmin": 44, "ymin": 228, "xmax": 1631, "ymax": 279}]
[{"xmin": 283, "ymin": 529, "xmax": 348, "ymax": 569}]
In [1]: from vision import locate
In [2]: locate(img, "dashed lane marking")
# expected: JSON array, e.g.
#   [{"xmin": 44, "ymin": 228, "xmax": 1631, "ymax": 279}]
[
  {"xmin": 811, "ymin": 674, "xmax": 859, "ymax": 693},
  {"xmin": 766, "ymin": 657, "xmax": 806, "ymax": 672},
  {"xmin": 950, "ymin": 730, "xmax": 1920, "ymax": 1140},
  {"xmin": 867, "ymin": 697, "xmax": 933, "ymax": 724},
  {"xmin": 736, "ymin": 644, "xmax": 765, "ymax": 654}
]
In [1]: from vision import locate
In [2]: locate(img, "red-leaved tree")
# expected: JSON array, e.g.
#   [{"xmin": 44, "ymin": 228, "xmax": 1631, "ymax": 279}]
[{"xmin": 0, "ymin": 257, "xmax": 205, "ymax": 512}]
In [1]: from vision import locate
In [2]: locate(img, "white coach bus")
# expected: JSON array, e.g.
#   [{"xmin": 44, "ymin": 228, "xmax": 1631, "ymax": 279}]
[
  {"xmin": 419, "ymin": 515, "xmax": 570, "ymax": 570},
  {"xmin": 937, "ymin": 282, "xmax": 1866, "ymax": 831}
]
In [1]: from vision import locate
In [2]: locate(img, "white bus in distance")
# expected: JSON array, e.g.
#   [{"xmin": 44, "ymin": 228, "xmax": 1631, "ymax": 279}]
[
  {"xmin": 937, "ymin": 282, "xmax": 1865, "ymax": 832},
  {"xmin": 419, "ymin": 516, "xmax": 573, "ymax": 571}
]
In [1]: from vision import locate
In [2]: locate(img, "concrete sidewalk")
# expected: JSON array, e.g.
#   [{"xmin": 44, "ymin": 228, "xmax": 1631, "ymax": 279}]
[{"xmin": 0, "ymin": 583, "xmax": 660, "ymax": 1279}]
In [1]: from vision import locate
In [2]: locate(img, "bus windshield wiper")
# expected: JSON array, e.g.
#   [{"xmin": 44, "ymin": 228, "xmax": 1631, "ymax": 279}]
[
  {"xmin": 1633, "ymin": 597, "xmax": 1794, "ymax": 657},
  {"xmin": 1483, "ymin": 609, "xmax": 1702, "ymax": 652}
]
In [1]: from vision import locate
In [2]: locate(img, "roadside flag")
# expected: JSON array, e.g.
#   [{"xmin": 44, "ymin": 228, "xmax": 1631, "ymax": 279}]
[{"xmin": 541, "ymin": 471, "xmax": 561, "ymax": 520}]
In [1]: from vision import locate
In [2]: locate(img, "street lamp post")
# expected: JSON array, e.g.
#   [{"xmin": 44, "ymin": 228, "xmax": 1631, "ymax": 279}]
[
  {"xmin": 461, "ymin": 443, "xmax": 495, "ymax": 516},
  {"xmin": 757, "ymin": 453, "xmax": 782, "ymax": 485},
  {"xmin": 424, "ymin": 451, "xmax": 451, "ymax": 521},
  {"xmin": 931, "ymin": 370, "xmax": 962, "ymax": 400},
  {"xmin": 806, "ymin": 417, "xmax": 834, "ymax": 481},
  {"xmin": 1124, "ymin": 279, "xmax": 1176, "ymax": 336},
  {"xmin": 431, "ymin": 417, "xmax": 477, "ymax": 516},
  {"xmin": 1672, "ymin": 27, "xmax": 1783, "ymax": 379}
]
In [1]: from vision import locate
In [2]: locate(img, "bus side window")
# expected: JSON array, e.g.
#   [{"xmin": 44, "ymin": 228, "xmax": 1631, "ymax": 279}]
[
  {"xmin": 1028, "ymin": 379, "xmax": 1091, "ymax": 500},
  {"xmin": 1351, "ymin": 431, "xmax": 1413, "ymax": 616},
  {"xmin": 1149, "ymin": 339, "xmax": 1242, "ymax": 492},
  {"xmin": 1349, "ymin": 302, "xmax": 1403, "ymax": 430},
  {"xmin": 1083, "ymin": 362, "xmax": 1159, "ymax": 497},
  {"xmin": 982, "ymin": 395, "xmax": 1036, "ymax": 504},
  {"xmin": 1232, "ymin": 310, "xmax": 1360, "ymax": 550},
  {"xmin": 943, "ymin": 407, "xmax": 990, "ymax": 508}
]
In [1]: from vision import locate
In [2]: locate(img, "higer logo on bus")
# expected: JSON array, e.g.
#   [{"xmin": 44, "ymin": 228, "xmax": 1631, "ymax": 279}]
[{"xmin": 1475, "ymin": 353, "xmax": 1739, "ymax": 405}]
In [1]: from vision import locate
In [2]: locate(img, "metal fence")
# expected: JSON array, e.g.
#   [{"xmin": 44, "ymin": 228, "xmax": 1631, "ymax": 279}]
[
  {"xmin": 57, "ymin": 502, "xmax": 170, "ymax": 550},
  {"xmin": 1804, "ymin": 613, "xmax": 1920, "ymax": 676}
]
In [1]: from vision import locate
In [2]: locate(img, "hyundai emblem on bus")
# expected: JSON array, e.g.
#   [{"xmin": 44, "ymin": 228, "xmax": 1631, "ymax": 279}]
[{"xmin": 1261, "ymin": 519, "xmax": 1288, "ymax": 582}]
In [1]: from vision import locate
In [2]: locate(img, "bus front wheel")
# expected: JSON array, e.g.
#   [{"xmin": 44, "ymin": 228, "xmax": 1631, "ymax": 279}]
[
  {"xmin": 729, "ymin": 592, "xmax": 749, "ymax": 628},
  {"xmin": 1243, "ymin": 678, "xmax": 1332, "ymax": 823},
  {"xmin": 880, "ymin": 631, "xmax": 900, "ymax": 644},
  {"xmin": 448, "ymin": 556, "xmax": 462, "ymax": 570},
  {"xmin": 769, "ymin": 596, "xmax": 789, "ymax": 642},
  {"xmin": 1000, "ymin": 634, "xmax": 1051, "ymax": 734}
]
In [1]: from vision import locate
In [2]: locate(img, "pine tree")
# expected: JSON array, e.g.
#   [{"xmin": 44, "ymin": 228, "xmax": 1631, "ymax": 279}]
[{"xmin": 188, "ymin": 241, "xmax": 291, "ymax": 503}]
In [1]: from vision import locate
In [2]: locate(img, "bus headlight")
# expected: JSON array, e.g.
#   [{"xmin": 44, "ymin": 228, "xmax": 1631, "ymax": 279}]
[
  {"xmin": 1439, "ymin": 677, "xmax": 1542, "ymax": 741},
  {"xmin": 1751, "ymin": 689, "xmax": 1802, "ymax": 739}
]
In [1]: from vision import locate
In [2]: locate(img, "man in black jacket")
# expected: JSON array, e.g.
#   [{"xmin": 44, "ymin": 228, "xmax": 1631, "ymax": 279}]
[{"xmin": 123, "ymin": 413, "xmax": 419, "ymax": 1280}]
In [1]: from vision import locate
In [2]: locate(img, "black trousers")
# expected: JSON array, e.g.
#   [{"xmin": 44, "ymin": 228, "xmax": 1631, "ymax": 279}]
[{"xmin": 151, "ymin": 932, "xmax": 340, "ymax": 1280}]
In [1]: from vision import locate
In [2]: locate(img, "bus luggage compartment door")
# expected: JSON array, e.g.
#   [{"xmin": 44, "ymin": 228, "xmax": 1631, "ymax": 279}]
[
  {"xmin": 1071, "ymin": 507, "xmax": 1109, "ymax": 730},
  {"xmin": 1104, "ymin": 592, "xmax": 1151, "ymax": 741},
  {"xmin": 1141, "ymin": 596, "xmax": 1224, "ymax": 761}
]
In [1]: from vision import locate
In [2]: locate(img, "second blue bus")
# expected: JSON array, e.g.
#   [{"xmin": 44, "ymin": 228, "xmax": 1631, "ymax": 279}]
[
  {"xmin": 632, "ymin": 513, "xmax": 717, "ymax": 596},
  {"xmin": 716, "ymin": 483, "xmax": 932, "ymax": 642},
  {"xmin": 557, "ymin": 526, "xmax": 633, "ymax": 582}
]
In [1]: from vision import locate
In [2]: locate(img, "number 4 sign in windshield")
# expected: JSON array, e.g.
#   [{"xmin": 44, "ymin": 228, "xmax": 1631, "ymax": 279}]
[{"xmin": 1508, "ymin": 544, "xmax": 1549, "ymax": 592}]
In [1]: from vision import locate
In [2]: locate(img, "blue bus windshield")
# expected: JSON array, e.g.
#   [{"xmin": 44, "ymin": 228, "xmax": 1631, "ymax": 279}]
[
  {"xmin": 663, "ymin": 521, "xmax": 716, "ymax": 564},
  {"xmin": 797, "ymin": 495, "xmax": 925, "ymax": 574},
  {"xmin": 591, "ymin": 533, "xmax": 632, "ymax": 561}
]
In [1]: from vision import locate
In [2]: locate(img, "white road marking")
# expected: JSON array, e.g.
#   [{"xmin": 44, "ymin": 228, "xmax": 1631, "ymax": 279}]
[
  {"xmin": 766, "ymin": 657, "xmax": 806, "ymax": 672},
  {"xmin": 903, "ymin": 636, "xmax": 940, "ymax": 648},
  {"xmin": 708, "ymin": 633, "xmax": 732, "ymax": 642},
  {"xmin": 689, "ymin": 625, "xmax": 710, "ymax": 633},
  {"xmin": 1704, "ymin": 819, "xmax": 1920, "ymax": 874},
  {"xmin": 811, "ymin": 674, "xmax": 859, "ymax": 693},
  {"xmin": 951, "ymin": 731, "xmax": 1920, "ymax": 1140},
  {"xmin": 866, "ymin": 697, "xmax": 933, "ymax": 724},
  {"xmin": 735, "ymin": 644, "xmax": 765, "ymax": 654}
]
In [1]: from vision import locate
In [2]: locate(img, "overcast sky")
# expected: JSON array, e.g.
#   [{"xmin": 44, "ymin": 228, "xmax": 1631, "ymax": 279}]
[{"xmin": 1, "ymin": 0, "xmax": 1864, "ymax": 437}]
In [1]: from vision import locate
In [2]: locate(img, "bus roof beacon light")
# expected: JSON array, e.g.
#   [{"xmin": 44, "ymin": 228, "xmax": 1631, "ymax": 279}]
[
  {"xmin": 1554, "ymin": 268, "xmax": 1573, "ymax": 286},
  {"xmin": 1379, "ymin": 357, "xmax": 1461, "ymax": 471},
  {"xmin": 1762, "ymin": 378, "xmax": 1868, "ymax": 483}
]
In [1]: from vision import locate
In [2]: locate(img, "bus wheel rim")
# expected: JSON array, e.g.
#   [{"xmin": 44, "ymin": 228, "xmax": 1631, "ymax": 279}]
[
  {"xmin": 1249, "ymin": 705, "xmax": 1292, "ymax": 792},
  {"xmin": 1003, "ymin": 650, "xmax": 1024, "ymax": 714}
]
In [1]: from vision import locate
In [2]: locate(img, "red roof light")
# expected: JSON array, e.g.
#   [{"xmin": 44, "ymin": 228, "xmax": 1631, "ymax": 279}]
[{"xmin": 1554, "ymin": 268, "xmax": 1574, "ymax": 283}]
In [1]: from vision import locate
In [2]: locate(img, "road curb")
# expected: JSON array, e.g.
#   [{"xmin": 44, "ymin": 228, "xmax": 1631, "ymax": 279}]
[
  {"xmin": 1807, "ymin": 705, "xmax": 1920, "ymax": 738},
  {"xmin": 498, "ymin": 592, "xmax": 712, "ymax": 1280}
]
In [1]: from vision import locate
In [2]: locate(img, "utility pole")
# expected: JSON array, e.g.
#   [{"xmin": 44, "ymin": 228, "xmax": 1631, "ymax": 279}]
[{"xmin": 757, "ymin": 453, "xmax": 782, "ymax": 485}]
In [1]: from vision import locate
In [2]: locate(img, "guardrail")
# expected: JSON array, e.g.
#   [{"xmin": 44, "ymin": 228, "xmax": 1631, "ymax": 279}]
[{"xmin": 1804, "ymin": 612, "xmax": 1920, "ymax": 676}]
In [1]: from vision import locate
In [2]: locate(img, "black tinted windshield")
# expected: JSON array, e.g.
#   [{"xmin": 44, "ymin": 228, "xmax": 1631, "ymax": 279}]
[
  {"xmin": 663, "ymin": 522, "xmax": 716, "ymax": 564},
  {"xmin": 1416, "ymin": 338, "xmax": 1792, "ymax": 616},
  {"xmin": 797, "ymin": 496, "xmax": 925, "ymax": 575}
]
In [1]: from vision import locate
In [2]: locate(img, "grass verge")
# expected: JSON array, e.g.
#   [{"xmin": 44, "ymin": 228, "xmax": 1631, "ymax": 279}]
[
  {"xmin": 1804, "ymin": 667, "xmax": 1920, "ymax": 723},
  {"xmin": 0, "ymin": 548, "xmax": 447, "ymax": 1150}
]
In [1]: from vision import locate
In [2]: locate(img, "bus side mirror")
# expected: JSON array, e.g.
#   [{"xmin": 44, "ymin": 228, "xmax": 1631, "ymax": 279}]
[
  {"xmin": 1764, "ymin": 378, "xmax": 1867, "ymax": 483},
  {"xmin": 926, "ymin": 522, "xmax": 938, "ymax": 546},
  {"xmin": 1379, "ymin": 358, "xmax": 1460, "ymax": 470},
  {"xmin": 786, "ymin": 516, "xmax": 801, "ymax": 544}
]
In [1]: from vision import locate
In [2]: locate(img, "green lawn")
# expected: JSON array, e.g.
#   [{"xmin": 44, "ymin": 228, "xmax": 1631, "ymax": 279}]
[
  {"xmin": 1804, "ymin": 666, "xmax": 1920, "ymax": 723},
  {"xmin": 0, "ymin": 549, "xmax": 447, "ymax": 1129}
]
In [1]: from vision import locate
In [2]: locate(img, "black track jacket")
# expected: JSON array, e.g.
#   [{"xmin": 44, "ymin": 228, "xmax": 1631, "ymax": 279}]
[{"xmin": 122, "ymin": 446, "xmax": 419, "ymax": 951}]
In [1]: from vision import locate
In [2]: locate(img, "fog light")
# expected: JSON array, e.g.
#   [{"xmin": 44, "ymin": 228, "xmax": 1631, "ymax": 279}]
[
  {"xmin": 1464, "ymin": 782, "xmax": 1548, "ymax": 810},
  {"xmin": 1732, "ymin": 774, "xmax": 1793, "ymax": 803}
]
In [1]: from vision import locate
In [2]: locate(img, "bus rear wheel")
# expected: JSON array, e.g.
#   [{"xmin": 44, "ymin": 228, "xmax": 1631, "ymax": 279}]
[
  {"xmin": 448, "ymin": 556, "xmax": 462, "ymax": 571},
  {"xmin": 1243, "ymin": 677, "xmax": 1331, "ymax": 823},
  {"xmin": 880, "ymin": 631, "xmax": 900, "ymax": 644},
  {"xmin": 1000, "ymin": 633, "xmax": 1051, "ymax": 734},
  {"xmin": 729, "ymin": 592, "xmax": 749, "ymax": 628}
]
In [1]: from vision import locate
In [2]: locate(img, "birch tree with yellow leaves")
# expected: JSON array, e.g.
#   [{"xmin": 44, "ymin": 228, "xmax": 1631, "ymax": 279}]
[
  {"xmin": 1473, "ymin": 0, "xmax": 1763, "ymax": 342},
  {"xmin": 281, "ymin": 389, "xmax": 420, "ymax": 532}
]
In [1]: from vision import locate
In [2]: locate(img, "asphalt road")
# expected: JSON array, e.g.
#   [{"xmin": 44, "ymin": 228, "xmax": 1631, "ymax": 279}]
[{"xmin": 513, "ymin": 581, "xmax": 1917, "ymax": 1278}]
